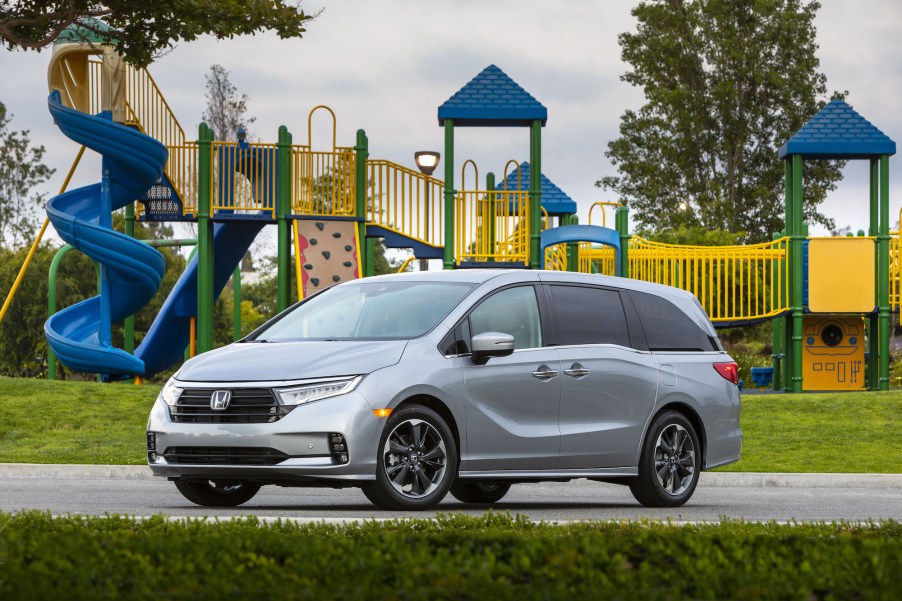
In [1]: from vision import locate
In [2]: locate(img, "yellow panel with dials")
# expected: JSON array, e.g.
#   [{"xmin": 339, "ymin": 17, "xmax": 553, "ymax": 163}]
[
  {"xmin": 802, "ymin": 316, "xmax": 865, "ymax": 391},
  {"xmin": 808, "ymin": 238, "xmax": 874, "ymax": 313}
]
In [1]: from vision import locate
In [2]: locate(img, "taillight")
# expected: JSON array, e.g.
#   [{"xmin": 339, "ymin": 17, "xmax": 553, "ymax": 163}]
[{"xmin": 713, "ymin": 362, "xmax": 739, "ymax": 385}]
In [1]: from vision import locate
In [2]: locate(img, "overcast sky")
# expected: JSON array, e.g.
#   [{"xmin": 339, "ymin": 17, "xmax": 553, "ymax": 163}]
[{"xmin": 2, "ymin": 0, "xmax": 900, "ymax": 252}]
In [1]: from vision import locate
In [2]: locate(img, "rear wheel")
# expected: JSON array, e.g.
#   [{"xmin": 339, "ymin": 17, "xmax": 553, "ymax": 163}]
[
  {"xmin": 173, "ymin": 479, "xmax": 261, "ymax": 507},
  {"xmin": 629, "ymin": 411, "xmax": 700, "ymax": 507},
  {"xmin": 362, "ymin": 404, "xmax": 457, "ymax": 510},
  {"xmin": 450, "ymin": 481, "xmax": 511, "ymax": 504}
]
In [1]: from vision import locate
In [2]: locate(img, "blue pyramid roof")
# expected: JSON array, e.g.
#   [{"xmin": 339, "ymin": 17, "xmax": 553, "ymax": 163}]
[
  {"xmin": 438, "ymin": 65, "xmax": 547, "ymax": 127},
  {"xmin": 778, "ymin": 99, "xmax": 895, "ymax": 159},
  {"xmin": 496, "ymin": 162, "xmax": 576, "ymax": 215}
]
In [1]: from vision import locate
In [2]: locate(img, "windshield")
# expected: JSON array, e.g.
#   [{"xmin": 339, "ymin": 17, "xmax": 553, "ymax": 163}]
[{"xmin": 253, "ymin": 281, "xmax": 475, "ymax": 341}]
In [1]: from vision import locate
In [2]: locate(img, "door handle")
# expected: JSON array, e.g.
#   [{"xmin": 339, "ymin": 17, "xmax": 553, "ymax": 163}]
[
  {"xmin": 531, "ymin": 368, "xmax": 559, "ymax": 380},
  {"xmin": 563, "ymin": 368, "xmax": 590, "ymax": 378}
]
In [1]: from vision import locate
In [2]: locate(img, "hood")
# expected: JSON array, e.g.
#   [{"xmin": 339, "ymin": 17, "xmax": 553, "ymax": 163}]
[{"xmin": 176, "ymin": 340, "xmax": 408, "ymax": 382}]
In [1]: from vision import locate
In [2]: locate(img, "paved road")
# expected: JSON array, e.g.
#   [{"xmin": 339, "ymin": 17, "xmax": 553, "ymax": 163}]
[{"xmin": 1, "ymin": 466, "xmax": 900, "ymax": 522}]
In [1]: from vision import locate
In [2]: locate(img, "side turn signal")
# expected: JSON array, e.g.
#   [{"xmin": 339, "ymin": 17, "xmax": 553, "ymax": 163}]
[{"xmin": 373, "ymin": 408, "xmax": 393, "ymax": 418}]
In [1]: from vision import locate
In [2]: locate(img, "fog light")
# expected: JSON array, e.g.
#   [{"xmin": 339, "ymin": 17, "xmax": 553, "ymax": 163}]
[
  {"xmin": 149, "ymin": 451, "xmax": 157, "ymax": 462},
  {"xmin": 329, "ymin": 433, "xmax": 348, "ymax": 464}
]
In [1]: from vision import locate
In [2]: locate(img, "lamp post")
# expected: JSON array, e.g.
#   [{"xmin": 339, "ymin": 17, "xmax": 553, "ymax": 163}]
[{"xmin": 414, "ymin": 151, "xmax": 440, "ymax": 271}]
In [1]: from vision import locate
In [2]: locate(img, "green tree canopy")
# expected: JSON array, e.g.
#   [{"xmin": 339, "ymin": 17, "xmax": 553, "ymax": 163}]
[
  {"xmin": 0, "ymin": 1, "xmax": 313, "ymax": 67},
  {"xmin": 599, "ymin": 0, "xmax": 843, "ymax": 243},
  {"xmin": 0, "ymin": 101, "xmax": 54, "ymax": 249}
]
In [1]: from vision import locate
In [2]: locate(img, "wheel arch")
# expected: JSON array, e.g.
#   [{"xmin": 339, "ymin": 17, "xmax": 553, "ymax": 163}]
[
  {"xmin": 652, "ymin": 402, "xmax": 708, "ymax": 469},
  {"xmin": 396, "ymin": 394, "xmax": 462, "ymax": 466}
]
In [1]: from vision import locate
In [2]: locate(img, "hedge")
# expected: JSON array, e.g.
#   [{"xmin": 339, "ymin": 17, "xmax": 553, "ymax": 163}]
[{"xmin": 0, "ymin": 512, "xmax": 899, "ymax": 599}]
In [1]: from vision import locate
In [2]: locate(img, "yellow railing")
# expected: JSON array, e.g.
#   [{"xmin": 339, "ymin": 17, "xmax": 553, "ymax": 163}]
[
  {"xmin": 89, "ymin": 61, "xmax": 195, "ymax": 213},
  {"xmin": 366, "ymin": 160, "xmax": 443, "ymax": 247},
  {"xmin": 579, "ymin": 245, "xmax": 618, "ymax": 275},
  {"xmin": 289, "ymin": 145, "xmax": 356, "ymax": 216},
  {"xmin": 891, "ymin": 231, "xmax": 900, "ymax": 310},
  {"xmin": 210, "ymin": 142, "xmax": 279, "ymax": 216},
  {"xmin": 455, "ymin": 190, "xmax": 530, "ymax": 263},
  {"xmin": 628, "ymin": 236, "xmax": 790, "ymax": 323}
]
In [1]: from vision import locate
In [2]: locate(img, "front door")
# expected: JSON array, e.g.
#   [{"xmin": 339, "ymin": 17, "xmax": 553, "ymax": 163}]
[{"xmin": 460, "ymin": 285, "xmax": 561, "ymax": 471}]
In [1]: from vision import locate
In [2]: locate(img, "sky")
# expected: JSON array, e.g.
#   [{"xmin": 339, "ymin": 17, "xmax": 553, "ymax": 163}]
[{"xmin": 2, "ymin": 0, "xmax": 901, "ymax": 256}]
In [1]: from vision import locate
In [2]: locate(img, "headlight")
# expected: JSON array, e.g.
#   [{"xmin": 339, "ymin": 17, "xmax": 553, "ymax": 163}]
[
  {"xmin": 158, "ymin": 378, "xmax": 183, "ymax": 406},
  {"xmin": 274, "ymin": 376, "xmax": 362, "ymax": 406}
]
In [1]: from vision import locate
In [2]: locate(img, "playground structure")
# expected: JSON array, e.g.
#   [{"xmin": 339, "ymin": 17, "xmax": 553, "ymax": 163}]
[{"xmin": 0, "ymin": 28, "xmax": 896, "ymax": 391}]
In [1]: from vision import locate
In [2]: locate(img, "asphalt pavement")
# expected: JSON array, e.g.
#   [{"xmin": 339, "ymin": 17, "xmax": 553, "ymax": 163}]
[{"xmin": 1, "ymin": 464, "xmax": 899, "ymax": 522}]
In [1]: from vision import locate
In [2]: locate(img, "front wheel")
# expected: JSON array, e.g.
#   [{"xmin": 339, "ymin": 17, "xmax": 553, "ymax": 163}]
[
  {"xmin": 362, "ymin": 404, "xmax": 458, "ymax": 510},
  {"xmin": 629, "ymin": 411, "xmax": 701, "ymax": 507},
  {"xmin": 173, "ymin": 479, "xmax": 261, "ymax": 507},
  {"xmin": 450, "ymin": 481, "xmax": 511, "ymax": 504}
]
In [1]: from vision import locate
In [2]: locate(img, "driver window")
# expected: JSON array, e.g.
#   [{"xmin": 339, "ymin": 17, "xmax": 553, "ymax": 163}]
[{"xmin": 469, "ymin": 286, "xmax": 542, "ymax": 350}]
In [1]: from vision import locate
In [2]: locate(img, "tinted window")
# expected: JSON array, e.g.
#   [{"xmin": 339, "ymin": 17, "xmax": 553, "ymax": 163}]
[
  {"xmin": 629, "ymin": 291, "xmax": 717, "ymax": 351},
  {"xmin": 548, "ymin": 285, "xmax": 630, "ymax": 347},
  {"xmin": 469, "ymin": 286, "xmax": 542, "ymax": 349}
]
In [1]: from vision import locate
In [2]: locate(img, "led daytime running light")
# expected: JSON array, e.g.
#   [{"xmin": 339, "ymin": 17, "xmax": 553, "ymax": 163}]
[{"xmin": 275, "ymin": 376, "xmax": 362, "ymax": 406}]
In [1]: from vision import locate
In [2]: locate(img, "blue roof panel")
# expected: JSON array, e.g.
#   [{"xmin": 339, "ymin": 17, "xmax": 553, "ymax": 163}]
[
  {"xmin": 778, "ymin": 99, "xmax": 895, "ymax": 159},
  {"xmin": 496, "ymin": 161, "xmax": 577, "ymax": 215},
  {"xmin": 438, "ymin": 65, "xmax": 547, "ymax": 127}
]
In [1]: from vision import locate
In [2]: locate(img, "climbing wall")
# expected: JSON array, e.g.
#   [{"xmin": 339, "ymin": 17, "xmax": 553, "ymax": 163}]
[{"xmin": 296, "ymin": 220, "xmax": 362, "ymax": 297}]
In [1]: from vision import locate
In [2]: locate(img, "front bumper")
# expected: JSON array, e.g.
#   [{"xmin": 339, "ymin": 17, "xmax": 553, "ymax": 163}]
[{"xmin": 146, "ymin": 389, "xmax": 383, "ymax": 482}]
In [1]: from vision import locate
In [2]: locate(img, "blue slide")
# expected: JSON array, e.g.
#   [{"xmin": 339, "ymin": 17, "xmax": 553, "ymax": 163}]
[
  {"xmin": 45, "ymin": 91, "xmax": 168, "ymax": 376},
  {"xmin": 134, "ymin": 220, "xmax": 265, "ymax": 377},
  {"xmin": 46, "ymin": 91, "xmax": 270, "ymax": 379}
]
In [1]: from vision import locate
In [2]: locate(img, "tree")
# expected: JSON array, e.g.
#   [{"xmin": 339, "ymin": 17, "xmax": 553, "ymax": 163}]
[
  {"xmin": 599, "ymin": 0, "xmax": 844, "ymax": 243},
  {"xmin": 202, "ymin": 64, "xmax": 256, "ymax": 141},
  {"xmin": 0, "ymin": 1, "xmax": 313, "ymax": 67},
  {"xmin": 0, "ymin": 102, "xmax": 55, "ymax": 249}
]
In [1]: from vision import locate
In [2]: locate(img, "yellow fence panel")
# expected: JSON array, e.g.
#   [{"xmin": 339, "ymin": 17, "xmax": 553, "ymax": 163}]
[
  {"xmin": 579, "ymin": 245, "xmax": 617, "ymax": 275},
  {"xmin": 455, "ymin": 190, "xmax": 529, "ymax": 264},
  {"xmin": 210, "ymin": 142, "xmax": 279, "ymax": 216},
  {"xmin": 628, "ymin": 237, "xmax": 789, "ymax": 323},
  {"xmin": 290, "ymin": 146, "xmax": 356, "ymax": 216},
  {"xmin": 366, "ymin": 160, "xmax": 443, "ymax": 247},
  {"xmin": 891, "ymin": 233, "xmax": 900, "ymax": 311}
]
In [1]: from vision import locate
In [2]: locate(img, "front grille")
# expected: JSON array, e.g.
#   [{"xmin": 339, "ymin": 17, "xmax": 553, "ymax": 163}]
[
  {"xmin": 163, "ymin": 446, "xmax": 290, "ymax": 466},
  {"xmin": 171, "ymin": 388, "xmax": 293, "ymax": 424}
]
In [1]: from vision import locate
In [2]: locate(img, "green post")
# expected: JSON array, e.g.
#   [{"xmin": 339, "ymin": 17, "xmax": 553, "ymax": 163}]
[
  {"xmin": 196, "ymin": 123, "xmax": 214, "ymax": 354},
  {"xmin": 528, "ymin": 120, "xmax": 542, "ymax": 270},
  {"xmin": 276, "ymin": 126, "xmax": 292, "ymax": 313},
  {"xmin": 232, "ymin": 266, "xmax": 241, "ymax": 341},
  {"xmin": 47, "ymin": 245, "xmax": 74, "ymax": 380},
  {"xmin": 124, "ymin": 202, "xmax": 135, "ymax": 355},
  {"xmin": 789, "ymin": 155, "xmax": 804, "ymax": 393},
  {"xmin": 486, "ymin": 172, "xmax": 496, "ymax": 258},
  {"xmin": 615, "ymin": 206, "xmax": 630, "ymax": 278},
  {"xmin": 355, "ymin": 129, "xmax": 369, "ymax": 277},
  {"xmin": 771, "ymin": 231, "xmax": 784, "ymax": 391},
  {"xmin": 878, "ymin": 155, "xmax": 890, "ymax": 390},
  {"xmin": 443, "ymin": 120, "xmax": 455, "ymax": 270},
  {"xmin": 566, "ymin": 215, "xmax": 579, "ymax": 272},
  {"xmin": 868, "ymin": 158, "xmax": 880, "ymax": 389},
  {"xmin": 365, "ymin": 237, "xmax": 376, "ymax": 277}
]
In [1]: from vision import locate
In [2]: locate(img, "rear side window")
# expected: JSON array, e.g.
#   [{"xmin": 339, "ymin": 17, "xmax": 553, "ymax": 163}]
[
  {"xmin": 629, "ymin": 291, "xmax": 718, "ymax": 352},
  {"xmin": 548, "ymin": 285, "xmax": 630, "ymax": 347}
]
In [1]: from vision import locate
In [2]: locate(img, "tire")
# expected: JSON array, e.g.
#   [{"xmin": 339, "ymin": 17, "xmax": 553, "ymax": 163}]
[
  {"xmin": 362, "ymin": 404, "xmax": 458, "ymax": 510},
  {"xmin": 450, "ymin": 481, "xmax": 511, "ymax": 504},
  {"xmin": 629, "ymin": 411, "xmax": 701, "ymax": 508},
  {"xmin": 173, "ymin": 478, "xmax": 261, "ymax": 507}
]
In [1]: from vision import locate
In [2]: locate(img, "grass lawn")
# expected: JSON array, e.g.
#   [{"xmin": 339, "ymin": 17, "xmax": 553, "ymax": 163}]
[{"xmin": 0, "ymin": 377, "xmax": 899, "ymax": 471}]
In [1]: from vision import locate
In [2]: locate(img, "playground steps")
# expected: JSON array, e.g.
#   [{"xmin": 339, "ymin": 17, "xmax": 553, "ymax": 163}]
[{"xmin": 296, "ymin": 220, "xmax": 361, "ymax": 296}]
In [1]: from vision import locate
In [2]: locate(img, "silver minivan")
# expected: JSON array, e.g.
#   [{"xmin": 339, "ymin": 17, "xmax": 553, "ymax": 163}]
[{"xmin": 147, "ymin": 270, "xmax": 741, "ymax": 510}]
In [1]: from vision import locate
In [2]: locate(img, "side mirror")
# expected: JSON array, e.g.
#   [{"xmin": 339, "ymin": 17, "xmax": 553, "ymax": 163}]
[{"xmin": 471, "ymin": 332, "xmax": 515, "ymax": 365}]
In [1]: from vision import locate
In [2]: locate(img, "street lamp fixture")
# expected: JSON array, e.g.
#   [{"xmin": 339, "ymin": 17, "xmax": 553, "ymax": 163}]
[{"xmin": 414, "ymin": 151, "xmax": 441, "ymax": 176}]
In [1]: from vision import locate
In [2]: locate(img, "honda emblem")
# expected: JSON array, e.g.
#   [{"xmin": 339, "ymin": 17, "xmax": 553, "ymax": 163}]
[{"xmin": 210, "ymin": 390, "xmax": 231, "ymax": 411}]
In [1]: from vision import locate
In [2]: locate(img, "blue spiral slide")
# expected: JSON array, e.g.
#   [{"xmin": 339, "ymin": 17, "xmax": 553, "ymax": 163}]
[
  {"xmin": 45, "ymin": 91, "xmax": 168, "ymax": 376},
  {"xmin": 46, "ymin": 91, "xmax": 269, "ymax": 378}
]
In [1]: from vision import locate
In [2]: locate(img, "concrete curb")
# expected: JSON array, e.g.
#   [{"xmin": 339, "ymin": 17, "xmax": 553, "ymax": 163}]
[{"xmin": 1, "ymin": 464, "xmax": 901, "ymax": 489}]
